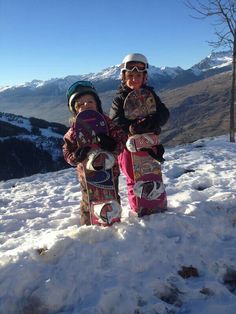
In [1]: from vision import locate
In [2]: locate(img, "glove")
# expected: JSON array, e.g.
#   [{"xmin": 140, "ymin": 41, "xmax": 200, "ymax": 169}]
[
  {"xmin": 129, "ymin": 116, "xmax": 161, "ymax": 135},
  {"xmin": 96, "ymin": 133, "xmax": 117, "ymax": 152},
  {"xmin": 156, "ymin": 144, "xmax": 165, "ymax": 160},
  {"xmin": 75, "ymin": 146, "xmax": 91, "ymax": 162},
  {"xmin": 129, "ymin": 116, "xmax": 153, "ymax": 135},
  {"xmin": 140, "ymin": 144, "xmax": 165, "ymax": 163}
]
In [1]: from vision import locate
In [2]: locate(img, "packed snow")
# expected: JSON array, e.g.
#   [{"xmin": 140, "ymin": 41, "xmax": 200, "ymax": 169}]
[{"xmin": 0, "ymin": 135, "xmax": 236, "ymax": 314}]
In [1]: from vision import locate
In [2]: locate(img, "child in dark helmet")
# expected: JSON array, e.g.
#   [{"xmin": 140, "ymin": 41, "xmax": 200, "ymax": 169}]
[
  {"xmin": 109, "ymin": 53, "xmax": 169, "ymax": 216},
  {"xmin": 63, "ymin": 81, "xmax": 127, "ymax": 225}
]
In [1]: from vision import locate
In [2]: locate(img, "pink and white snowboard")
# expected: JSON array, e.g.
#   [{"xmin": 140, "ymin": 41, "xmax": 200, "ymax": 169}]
[{"xmin": 124, "ymin": 89, "xmax": 167, "ymax": 216}]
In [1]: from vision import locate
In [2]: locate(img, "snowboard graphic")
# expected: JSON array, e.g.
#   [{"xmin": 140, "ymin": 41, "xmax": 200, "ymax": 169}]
[
  {"xmin": 124, "ymin": 88, "xmax": 167, "ymax": 216},
  {"xmin": 126, "ymin": 132, "xmax": 159, "ymax": 152},
  {"xmin": 75, "ymin": 109, "xmax": 121, "ymax": 226}
]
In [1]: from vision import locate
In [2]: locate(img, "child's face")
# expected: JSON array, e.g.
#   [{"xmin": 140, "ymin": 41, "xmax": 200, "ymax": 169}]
[
  {"xmin": 74, "ymin": 94, "xmax": 97, "ymax": 113},
  {"xmin": 124, "ymin": 70, "xmax": 145, "ymax": 90}
]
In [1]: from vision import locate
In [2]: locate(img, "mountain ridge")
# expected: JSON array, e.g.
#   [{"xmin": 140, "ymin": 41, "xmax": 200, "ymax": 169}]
[{"xmin": 0, "ymin": 50, "xmax": 232, "ymax": 91}]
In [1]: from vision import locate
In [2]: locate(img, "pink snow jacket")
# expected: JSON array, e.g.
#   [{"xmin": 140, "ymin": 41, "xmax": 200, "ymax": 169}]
[{"xmin": 63, "ymin": 114, "xmax": 127, "ymax": 178}]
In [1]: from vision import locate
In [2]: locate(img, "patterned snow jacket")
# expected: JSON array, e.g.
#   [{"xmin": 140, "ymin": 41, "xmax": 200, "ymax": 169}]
[
  {"xmin": 109, "ymin": 83, "xmax": 170, "ymax": 134},
  {"xmin": 63, "ymin": 114, "xmax": 127, "ymax": 178}
]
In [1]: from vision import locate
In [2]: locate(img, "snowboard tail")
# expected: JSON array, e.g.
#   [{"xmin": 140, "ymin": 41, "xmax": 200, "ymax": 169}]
[
  {"xmin": 131, "ymin": 151, "xmax": 167, "ymax": 215},
  {"xmin": 92, "ymin": 200, "xmax": 121, "ymax": 225}
]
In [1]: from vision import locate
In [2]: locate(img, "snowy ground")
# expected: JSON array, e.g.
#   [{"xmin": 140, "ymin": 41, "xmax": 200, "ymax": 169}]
[{"xmin": 0, "ymin": 135, "xmax": 236, "ymax": 314}]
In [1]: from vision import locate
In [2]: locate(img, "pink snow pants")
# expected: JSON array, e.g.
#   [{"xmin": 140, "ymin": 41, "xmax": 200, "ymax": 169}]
[{"xmin": 118, "ymin": 148, "xmax": 138, "ymax": 212}]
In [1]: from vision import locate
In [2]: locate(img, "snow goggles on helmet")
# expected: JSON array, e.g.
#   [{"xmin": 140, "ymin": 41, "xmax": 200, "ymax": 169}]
[
  {"xmin": 122, "ymin": 61, "xmax": 148, "ymax": 73},
  {"xmin": 66, "ymin": 80, "xmax": 96, "ymax": 100}
]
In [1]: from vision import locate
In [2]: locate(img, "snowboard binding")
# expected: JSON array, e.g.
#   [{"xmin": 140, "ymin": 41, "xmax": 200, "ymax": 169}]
[
  {"xmin": 126, "ymin": 133, "xmax": 165, "ymax": 163},
  {"xmin": 86, "ymin": 149, "xmax": 115, "ymax": 171},
  {"xmin": 126, "ymin": 133, "xmax": 159, "ymax": 152}
]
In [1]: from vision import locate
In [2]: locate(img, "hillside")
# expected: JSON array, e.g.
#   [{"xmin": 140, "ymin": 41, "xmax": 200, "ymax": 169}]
[
  {"xmin": 0, "ymin": 113, "xmax": 69, "ymax": 181},
  {"xmin": 159, "ymin": 71, "xmax": 232, "ymax": 146}
]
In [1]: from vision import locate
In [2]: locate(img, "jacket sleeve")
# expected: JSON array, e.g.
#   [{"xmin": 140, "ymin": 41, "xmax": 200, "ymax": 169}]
[
  {"xmin": 62, "ymin": 126, "xmax": 78, "ymax": 167},
  {"xmin": 154, "ymin": 94, "xmax": 170, "ymax": 127},
  {"xmin": 105, "ymin": 116, "xmax": 127, "ymax": 156},
  {"xmin": 109, "ymin": 96, "xmax": 132, "ymax": 133}
]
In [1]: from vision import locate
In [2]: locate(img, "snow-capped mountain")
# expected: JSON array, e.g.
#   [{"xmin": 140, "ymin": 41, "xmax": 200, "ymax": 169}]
[
  {"xmin": 0, "ymin": 50, "xmax": 232, "ymax": 92},
  {"xmin": 0, "ymin": 65, "xmax": 183, "ymax": 92},
  {"xmin": 191, "ymin": 50, "xmax": 232, "ymax": 74}
]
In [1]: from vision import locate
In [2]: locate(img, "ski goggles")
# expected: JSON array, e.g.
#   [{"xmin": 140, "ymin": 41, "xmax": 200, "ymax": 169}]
[
  {"xmin": 122, "ymin": 61, "xmax": 148, "ymax": 73},
  {"xmin": 67, "ymin": 80, "xmax": 96, "ymax": 99}
]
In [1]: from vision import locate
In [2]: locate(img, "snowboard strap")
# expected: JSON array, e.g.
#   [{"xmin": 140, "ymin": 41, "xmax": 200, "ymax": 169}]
[{"xmin": 86, "ymin": 149, "xmax": 115, "ymax": 171}]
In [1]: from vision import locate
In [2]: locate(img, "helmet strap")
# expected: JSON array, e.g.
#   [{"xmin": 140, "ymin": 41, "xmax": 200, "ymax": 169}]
[{"xmin": 143, "ymin": 73, "xmax": 148, "ymax": 84}]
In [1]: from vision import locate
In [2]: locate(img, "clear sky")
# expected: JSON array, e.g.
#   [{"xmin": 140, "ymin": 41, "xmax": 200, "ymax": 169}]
[{"xmin": 0, "ymin": 0, "xmax": 220, "ymax": 86}]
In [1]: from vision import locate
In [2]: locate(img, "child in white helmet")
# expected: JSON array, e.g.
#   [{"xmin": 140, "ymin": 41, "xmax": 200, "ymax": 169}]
[{"xmin": 109, "ymin": 53, "xmax": 169, "ymax": 216}]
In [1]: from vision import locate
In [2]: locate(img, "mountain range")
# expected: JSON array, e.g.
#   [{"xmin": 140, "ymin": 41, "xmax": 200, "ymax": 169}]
[
  {"xmin": 0, "ymin": 50, "xmax": 233, "ymax": 146},
  {"xmin": 0, "ymin": 50, "xmax": 232, "ymax": 92}
]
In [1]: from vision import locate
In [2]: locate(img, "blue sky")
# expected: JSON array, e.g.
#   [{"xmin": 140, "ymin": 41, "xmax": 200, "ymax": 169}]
[{"xmin": 0, "ymin": 0, "xmax": 220, "ymax": 86}]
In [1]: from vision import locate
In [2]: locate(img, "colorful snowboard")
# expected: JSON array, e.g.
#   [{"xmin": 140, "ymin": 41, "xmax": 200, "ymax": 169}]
[
  {"xmin": 75, "ymin": 109, "xmax": 121, "ymax": 226},
  {"xmin": 124, "ymin": 88, "xmax": 167, "ymax": 216}
]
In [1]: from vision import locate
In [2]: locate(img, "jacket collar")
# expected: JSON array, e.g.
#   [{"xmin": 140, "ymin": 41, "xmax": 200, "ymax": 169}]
[{"xmin": 117, "ymin": 83, "xmax": 153, "ymax": 96}]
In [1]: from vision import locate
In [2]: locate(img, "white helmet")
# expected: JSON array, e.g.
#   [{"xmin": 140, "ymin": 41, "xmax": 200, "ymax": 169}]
[{"xmin": 121, "ymin": 53, "xmax": 149, "ymax": 73}]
